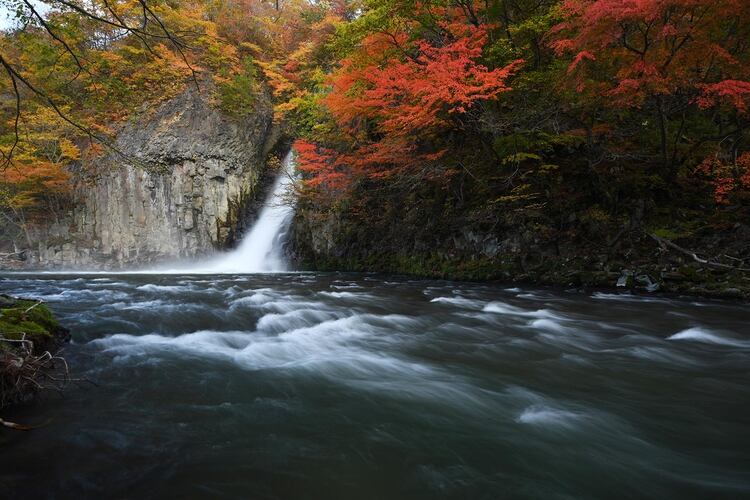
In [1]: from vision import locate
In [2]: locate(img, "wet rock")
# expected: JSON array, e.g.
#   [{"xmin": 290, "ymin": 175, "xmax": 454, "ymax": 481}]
[
  {"xmin": 635, "ymin": 274, "xmax": 660, "ymax": 292},
  {"xmin": 616, "ymin": 270, "xmax": 633, "ymax": 287}
]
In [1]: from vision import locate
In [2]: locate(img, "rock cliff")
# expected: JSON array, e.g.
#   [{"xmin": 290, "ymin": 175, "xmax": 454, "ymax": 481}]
[
  {"xmin": 290, "ymin": 194, "xmax": 750, "ymax": 300},
  {"xmin": 28, "ymin": 83, "xmax": 275, "ymax": 269}
]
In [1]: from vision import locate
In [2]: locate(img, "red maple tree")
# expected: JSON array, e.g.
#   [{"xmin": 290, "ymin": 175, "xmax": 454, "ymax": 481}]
[{"xmin": 297, "ymin": 9, "xmax": 522, "ymax": 189}]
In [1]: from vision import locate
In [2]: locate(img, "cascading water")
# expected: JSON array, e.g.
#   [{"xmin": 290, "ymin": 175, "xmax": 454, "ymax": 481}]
[
  {"xmin": 205, "ymin": 151, "xmax": 296, "ymax": 273},
  {"xmin": 93, "ymin": 152, "xmax": 296, "ymax": 275}
]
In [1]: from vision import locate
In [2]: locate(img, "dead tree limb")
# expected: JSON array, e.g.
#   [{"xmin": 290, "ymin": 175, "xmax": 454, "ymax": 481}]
[{"xmin": 647, "ymin": 232, "xmax": 750, "ymax": 272}]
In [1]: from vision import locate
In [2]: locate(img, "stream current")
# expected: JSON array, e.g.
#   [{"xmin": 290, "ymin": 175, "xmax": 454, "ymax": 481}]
[{"xmin": 0, "ymin": 273, "xmax": 749, "ymax": 499}]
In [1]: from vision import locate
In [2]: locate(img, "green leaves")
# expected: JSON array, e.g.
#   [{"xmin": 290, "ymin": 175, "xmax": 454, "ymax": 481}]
[{"xmin": 217, "ymin": 56, "xmax": 258, "ymax": 117}]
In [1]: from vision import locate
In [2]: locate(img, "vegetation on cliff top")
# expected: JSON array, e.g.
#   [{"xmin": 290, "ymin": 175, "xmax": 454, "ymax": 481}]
[{"xmin": 0, "ymin": 0, "xmax": 315, "ymax": 249}]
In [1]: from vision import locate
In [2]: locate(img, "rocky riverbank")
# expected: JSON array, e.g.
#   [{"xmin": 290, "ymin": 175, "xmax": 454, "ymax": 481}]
[{"xmin": 290, "ymin": 205, "xmax": 750, "ymax": 301}]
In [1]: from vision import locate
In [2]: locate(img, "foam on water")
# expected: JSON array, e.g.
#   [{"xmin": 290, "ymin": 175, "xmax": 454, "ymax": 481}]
[
  {"xmin": 229, "ymin": 291, "xmax": 277, "ymax": 308},
  {"xmin": 430, "ymin": 296, "xmax": 485, "ymax": 309},
  {"xmin": 92, "ymin": 313, "xmax": 397, "ymax": 375},
  {"xmin": 530, "ymin": 318, "xmax": 569, "ymax": 333},
  {"xmin": 516, "ymin": 405, "xmax": 581, "ymax": 427},
  {"xmin": 319, "ymin": 290, "xmax": 373, "ymax": 300},
  {"xmin": 667, "ymin": 327, "xmax": 748, "ymax": 347},
  {"xmin": 136, "ymin": 284, "xmax": 195, "ymax": 293},
  {"xmin": 483, "ymin": 301, "xmax": 560, "ymax": 319},
  {"xmin": 592, "ymin": 292, "xmax": 674, "ymax": 304}
]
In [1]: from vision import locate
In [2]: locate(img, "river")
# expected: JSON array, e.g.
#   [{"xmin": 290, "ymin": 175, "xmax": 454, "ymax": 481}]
[{"xmin": 0, "ymin": 273, "xmax": 748, "ymax": 499}]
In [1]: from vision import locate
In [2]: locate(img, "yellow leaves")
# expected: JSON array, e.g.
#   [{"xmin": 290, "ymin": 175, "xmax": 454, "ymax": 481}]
[
  {"xmin": 96, "ymin": 50, "xmax": 125, "ymax": 66},
  {"xmin": 501, "ymin": 152, "xmax": 543, "ymax": 165},
  {"xmin": 275, "ymin": 100, "xmax": 299, "ymax": 114},
  {"xmin": 0, "ymin": 191, "xmax": 37, "ymax": 211},
  {"xmin": 118, "ymin": 44, "xmax": 150, "ymax": 62},
  {"xmin": 58, "ymin": 138, "xmax": 80, "ymax": 162},
  {"xmin": 289, "ymin": 42, "xmax": 315, "ymax": 64},
  {"xmin": 240, "ymin": 42, "xmax": 264, "ymax": 56}
]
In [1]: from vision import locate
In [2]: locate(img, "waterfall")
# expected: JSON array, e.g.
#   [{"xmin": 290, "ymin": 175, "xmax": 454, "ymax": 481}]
[{"xmin": 206, "ymin": 151, "xmax": 296, "ymax": 273}]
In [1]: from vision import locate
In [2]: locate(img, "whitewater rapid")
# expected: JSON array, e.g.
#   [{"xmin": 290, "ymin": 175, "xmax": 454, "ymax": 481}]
[{"xmin": 2, "ymin": 273, "xmax": 749, "ymax": 498}]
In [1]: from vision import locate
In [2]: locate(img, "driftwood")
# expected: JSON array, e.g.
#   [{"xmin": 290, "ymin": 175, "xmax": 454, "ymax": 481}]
[
  {"xmin": 1, "ymin": 335, "xmax": 70, "ymax": 419},
  {"xmin": 0, "ymin": 417, "xmax": 33, "ymax": 431},
  {"xmin": 648, "ymin": 233, "xmax": 750, "ymax": 272}
]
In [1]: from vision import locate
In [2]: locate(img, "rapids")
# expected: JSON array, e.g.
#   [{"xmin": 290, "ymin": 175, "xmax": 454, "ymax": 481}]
[{"xmin": 0, "ymin": 273, "xmax": 748, "ymax": 498}]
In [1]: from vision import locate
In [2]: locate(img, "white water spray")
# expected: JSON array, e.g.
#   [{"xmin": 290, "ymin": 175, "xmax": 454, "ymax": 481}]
[{"xmin": 205, "ymin": 152, "xmax": 297, "ymax": 273}]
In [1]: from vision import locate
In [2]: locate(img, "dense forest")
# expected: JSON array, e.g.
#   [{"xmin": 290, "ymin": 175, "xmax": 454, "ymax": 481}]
[{"xmin": 1, "ymin": 0, "xmax": 749, "ymax": 294}]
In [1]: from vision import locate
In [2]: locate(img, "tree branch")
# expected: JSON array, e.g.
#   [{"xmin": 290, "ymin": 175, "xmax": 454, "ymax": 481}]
[
  {"xmin": 0, "ymin": 53, "xmax": 130, "ymax": 163},
  {"xmin": 648, "ymin": 232, "xmax": 750, "ymax": 272}
]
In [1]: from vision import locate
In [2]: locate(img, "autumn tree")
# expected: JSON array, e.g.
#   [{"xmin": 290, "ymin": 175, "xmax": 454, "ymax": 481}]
[
  {"xmin": 296, "ymin": 2, "xmax": 523, "ymax": 191},
  {"xmin": 0, "ymin": 0, "xmax": 264, "ymax": 253},
  {"xmin": 552, "ymin": 0, "xmax": 750, "ymax": 177}
]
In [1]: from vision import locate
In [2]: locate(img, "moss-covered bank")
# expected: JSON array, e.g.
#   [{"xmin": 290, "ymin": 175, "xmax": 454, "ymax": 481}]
[
  {"xmin": 0, "ymin": 295, "xmax": 70, "ymax": 409},
  {"xmin": 297, "ymin": 251, "xmax": 750, "ymax": 300},
  {"xmin": 290, "ymin": 200, "xmax": 750, "ymax": 301}
]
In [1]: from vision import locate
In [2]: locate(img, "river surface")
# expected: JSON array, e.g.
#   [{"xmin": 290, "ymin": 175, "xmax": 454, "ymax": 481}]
[{"xmin": 1, "ymin": 273, "xmax": 749, "ymax": 499}]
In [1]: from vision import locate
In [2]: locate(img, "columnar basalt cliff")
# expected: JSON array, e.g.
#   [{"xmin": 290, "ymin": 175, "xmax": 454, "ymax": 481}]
[{"xmin": 26, "ymin": 84, "xmax": 275, "ymax": 269}]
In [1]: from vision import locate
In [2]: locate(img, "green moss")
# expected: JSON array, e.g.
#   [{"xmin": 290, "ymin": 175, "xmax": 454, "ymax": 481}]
[
  {"xmin": 301, "ymin": 251, "xmax": 519, "ymax": 282},
  {"xmin": 1, "ymin": 296, "xmax": 69, "ymax": 408},
  {"xmin": 0, "ymin": 298, "xmax": 62, "ymax": 346}
]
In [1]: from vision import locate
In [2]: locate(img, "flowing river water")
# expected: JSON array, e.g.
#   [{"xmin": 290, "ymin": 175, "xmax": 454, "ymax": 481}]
[{"xmin": 0, "ymin": 272, "xmax": 748, "ymax": 499}]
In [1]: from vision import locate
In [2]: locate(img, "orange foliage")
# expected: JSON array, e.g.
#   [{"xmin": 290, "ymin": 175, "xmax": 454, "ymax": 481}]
[
  {"xmin": 696, "ymin": 152, "xmax": 750, "ymax": 204},
  {"xmin": 294, "ymin": 139, "xmax": 348, "ymax": 190},
  {"xmin": 1, "ymin": 162, "xmax": 71, "ymax": 195},
  {"xmin": 327, "ymin": 26, "xmax": 522, "ymax": 133},
  {"xmin": 552, "ymin": 0, "xmax": 750, "ymax": 109},
  {"xmin": 298, "ymin": 9, "xmax": 522, "ymax": 189}
]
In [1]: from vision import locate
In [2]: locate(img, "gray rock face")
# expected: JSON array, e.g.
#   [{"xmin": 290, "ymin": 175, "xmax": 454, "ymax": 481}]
[{"xmin": 31, "ymin": 84, "xmax": 274, "ymax": 269}]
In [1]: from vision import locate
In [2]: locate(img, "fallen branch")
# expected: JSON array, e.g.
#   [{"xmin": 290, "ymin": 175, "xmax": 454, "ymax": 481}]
[
  {"xmin": 647, "ymin": 232, "xmax": 750, "ymax": 272},
  {"xmin": 1, "ymin": 335, "xmax": 70, "ymax": 409},
  {"xmin": 0, "ymin": 417, "xmax": 33, "ymax": 431},
  {"xmin": 24, "ymin": 301, "xmax": 43, "ymax": 314}
]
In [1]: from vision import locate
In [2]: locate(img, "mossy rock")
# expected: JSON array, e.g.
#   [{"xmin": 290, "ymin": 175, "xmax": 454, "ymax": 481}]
[
  {"xmin": 1, "ymin": 295, "xmax": 70, "ymax": 409},
  {"xmin": 0, "ymin": 295, "xmax": 70, "ymax": 354}
]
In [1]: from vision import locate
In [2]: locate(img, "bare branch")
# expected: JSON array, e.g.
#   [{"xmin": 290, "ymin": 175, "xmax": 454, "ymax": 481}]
[
  {"xmin": 648, "ymin": 232, "xmax": 750, "ymax": 272},
  {"xmin": 0, "ymin": 56, "xmax": 22, "ymax": 168}
]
